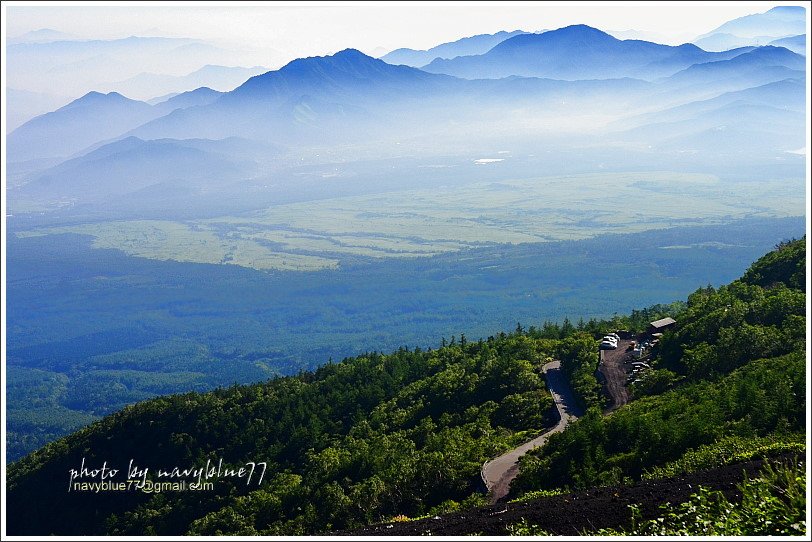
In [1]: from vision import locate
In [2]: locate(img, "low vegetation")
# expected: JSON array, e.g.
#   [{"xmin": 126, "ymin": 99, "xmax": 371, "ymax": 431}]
[
  {"xmin": 621, "ymin": 459, "xmax": 806, "ymax": 536},
  {"xmin": 508, "ymin": 457, "xmax": 806, "ymax": 536}
]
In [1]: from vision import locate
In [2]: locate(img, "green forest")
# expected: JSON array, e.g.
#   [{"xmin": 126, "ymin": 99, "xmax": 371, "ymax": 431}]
[
  {"xmin": 513, "ymin": 237, "xmax": 806, "ymax": 493},
  {"xmin": 7, "ymin": 216, "xmax": 804, "ymax": 460},
  {"xmin": 6, "ymin": 237, "xmax": 807, "ymax": 536}
]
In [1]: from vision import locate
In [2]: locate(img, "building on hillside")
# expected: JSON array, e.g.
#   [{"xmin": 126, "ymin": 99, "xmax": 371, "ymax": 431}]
[{"xmin": 647, "ymin": 317, "xmax": 676, "ymax": 335}]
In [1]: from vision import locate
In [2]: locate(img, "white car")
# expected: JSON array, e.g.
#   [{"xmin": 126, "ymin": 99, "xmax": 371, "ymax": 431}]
[{"xmin": 600, "ymin": 340, "xmax": 618, "ymax": 349}]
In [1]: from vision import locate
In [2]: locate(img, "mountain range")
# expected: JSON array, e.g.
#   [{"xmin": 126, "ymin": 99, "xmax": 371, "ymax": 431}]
[
  {"xmin": 380, "ymin": 30, "xmax": 529, "ymax": 67},
  {"xmin": 97, "ymin": 65, "xmax": 268, "ymax": 101},
  {"xmin": 19, "ymin": 136, "xmax": 262, "ymax": 207},
  {"xmin": 768, "ymin": 34, "xmax": 806, "ymax": 55},
  {"xmin": 693, "ymin": 6, "xmax": 806, "ymax": 51},
  {"xmin": 6, "ymin": 17, "xmax": 806, "ymax": 217},
  {"xmin": 419, "ymin": 25, "xmax": 774, "ymax": 80},
  {"xmin": 5, "ymin": 32, "xmax": 284, "ymax": 127},
  {"xmin": 7, "ymin": 87, "xmax": 225, "ymax": 162},
  {"xmin": 6, "ymin": 88, "xmax": 73, "ymax": 132}
]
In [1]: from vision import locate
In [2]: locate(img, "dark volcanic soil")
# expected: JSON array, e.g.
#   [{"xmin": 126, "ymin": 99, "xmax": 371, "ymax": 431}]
[{"xmin": 338, "ymin": 455, "xmax": 801, "ymax": 536}]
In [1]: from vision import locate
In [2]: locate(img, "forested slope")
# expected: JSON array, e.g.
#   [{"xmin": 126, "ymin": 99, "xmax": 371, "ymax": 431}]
[
  {"xmin": 513, "ymin": 238, "xmax": 806, "ymax": 494},
  {"xmin": 7, "ymin": 333, "xmax": 559, "ymax": 535},
  {"xmin": 6, "ymin": 238, "xmax": 806, "ymax": 536}
]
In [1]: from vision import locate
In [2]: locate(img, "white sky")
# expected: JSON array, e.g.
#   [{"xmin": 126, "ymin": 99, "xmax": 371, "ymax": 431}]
[{"xmin": 3, "ymin": 1, "xmax": 798, "ymax": 60}]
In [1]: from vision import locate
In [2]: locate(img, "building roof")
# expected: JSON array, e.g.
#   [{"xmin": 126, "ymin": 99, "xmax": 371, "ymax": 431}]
[{"xmin": 650, "ymin": 317, "xmax": 676, "ymax": 329}]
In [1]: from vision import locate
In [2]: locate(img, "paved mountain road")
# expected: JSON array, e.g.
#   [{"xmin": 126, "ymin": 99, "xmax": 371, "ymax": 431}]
[{"xmin": 481, "ymin": 360, "xmax": 584, "ymax": 503}]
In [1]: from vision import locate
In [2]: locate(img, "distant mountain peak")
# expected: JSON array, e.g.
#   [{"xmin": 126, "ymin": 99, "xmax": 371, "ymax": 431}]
[
  {"xmin": 675, "ymin": 42, "xmax": 704, "ymax": 52},
  {"xmin": 745, "ymin": 44, "xmax": 803, "ymax": 60},
  {"xmin": 280, "ymin": 48, "xmax": 377, "ymax": 72},
  {"xmin": 493, "ymin": 24, "xmax": 618, "ymax": 51},
  {"xmin": 560, "ymin": 23, "xmax": 609, "ymax": 33},
  {"xmin": 227, "ymin": 47, "xmax": 436, "ymax": 102},
  {"xmin": 382, "ymin": 30, "xmax": 528, "ymax": 68},
  {"xmin": 61, "ymin": 91, "xmax": 134, "ymax": 110},
  {"xmin": 549, "ymin": 24, "xmax": 617, "ymax": 39},
  {"xmin": 767, "ymin": 5, "xmax": 806, "ymax": 16},
  {"xmin": 182, "ymin": 86, "xmax": 218, "ymax": 95},
  {"xmin": 333, "ymin": 48, "xmax": 368, "ymax": 58},
  {"xmin": 698, "ymin": 5, "xmax": 806, "ymax": 45}
]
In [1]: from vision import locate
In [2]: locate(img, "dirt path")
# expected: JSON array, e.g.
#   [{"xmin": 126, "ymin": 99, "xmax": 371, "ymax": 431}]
[
  {"xmin": 597, "ymin": 339, "xmax": 631, "ymax": 412},
  {"xmin": 481, "ymin": 360, "xmax": 583, "ymax": 503}
]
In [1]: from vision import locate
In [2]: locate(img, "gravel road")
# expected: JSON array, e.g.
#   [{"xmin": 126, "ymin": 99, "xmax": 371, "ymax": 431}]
[{"xmin": 597, "ymin": 339, "xmax": 631, "ymax": 411}]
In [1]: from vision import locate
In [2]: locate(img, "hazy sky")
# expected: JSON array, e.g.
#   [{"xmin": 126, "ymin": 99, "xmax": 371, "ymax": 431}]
[{"xmin": 4, "ymin": 1, "xmax": 795, "ymax": 61}]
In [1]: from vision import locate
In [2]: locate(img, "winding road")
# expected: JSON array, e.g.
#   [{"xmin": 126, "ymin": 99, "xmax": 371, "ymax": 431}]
[{"xmin": 481, "ymin": 359, "xmax": 584, "ymax": 503}]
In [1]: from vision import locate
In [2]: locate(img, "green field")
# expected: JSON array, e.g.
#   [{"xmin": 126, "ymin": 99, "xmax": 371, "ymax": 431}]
[{"xmin": 19, "ymin": 172, "xmax": 805, "ymax": 271}]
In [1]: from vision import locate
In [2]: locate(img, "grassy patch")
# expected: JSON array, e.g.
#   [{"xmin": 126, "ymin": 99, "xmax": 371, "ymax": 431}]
[{"xmin": 19, "ymin": 172, "xmax": 804, "ymax": 271}]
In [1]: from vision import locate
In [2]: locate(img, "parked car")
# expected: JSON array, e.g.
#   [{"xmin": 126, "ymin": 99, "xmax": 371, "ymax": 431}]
[{"xmin": 600, "ymin": 340, "xmax": 617, "ymax": 349}]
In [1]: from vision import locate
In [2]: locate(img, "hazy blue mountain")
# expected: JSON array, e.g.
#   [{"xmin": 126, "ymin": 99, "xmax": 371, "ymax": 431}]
[
  {"xmin": 9, "ymin": 44, "xmax": 805, "ymax": 206},
  {"xmin": 651, "ymin": 109, "xmax": 803, "ymax": 154},
  {"xmin": 229, "ymin": 48, "xmax": 457, "ymax": 100},
  {"xmin": 99, "ymin": 64, "xmax": 267, "ymax": 100},
  {"xmin": 420, "ymin": 25, "xmax": 751, "ymax": 80},
  {"xmin": 614, "ymin": 78, "xmax": 805, "ymax": 155},
  {"xmin": 7, "ymin": 85, "xmax": 235, "ymax": 163},
  {"xmin": 153, "ymin": 87, "xmax": 224, "ymax": 112},
  {"xmin": 605, "ymin": 28, "xmax": 694, "ymax": 44},
  {"xmin": 620, "ymin": 79, "xmax": 806, "ymax": 129},
  {"xmin": 614, "ymin": 46, "xmax": 806, "ymax": 158},
  {"xmin": 126, "ymin": 47, "xmax": 662, "ymax": 147},
  {"xmin": 146, "ymin": 91, "xmax": 180, "ymax": 105},
  {"xmin": 622, "ymin": 78, "xmax": 805, "ymax": 127},
  {"xmin": 6, "ymin": 88, "xmax": 74, "ymax": 132},
  {"xmin": 127, "ymin": 49, "xmax": 462, "ymax": 143},
  {"xmin": 698, "ymin": 6, "xmax": 805, "ymax": 40},
  {"xmin": 381, "ymin": 30, "xmax": 528, "ymax": 67},
  {"xmin": 15, "ymin": 137, "xmax": 259, "ymax": 206},
  {"xmin": 661, "ymin": 46, "xmax": 805, "ymax": 92},
  {"xmin": 7, "ymin": 28, "xmax": 77, "ymax": 44},
  {"xmin": 693, "ymin": 44, "xmax": 803, "ymax": 71},
  {"xmin": 6, "ymin": 35, "xmax": 253, "ymax": 99},
  {"xmin": 7, "ymin": 92, "xmax": 164, "ymax": 162},
  {"xmin": 768, "ymin": 34, "xmax": 806, "ymax": 55},
  {"xmin": 694, "ymin": 6, "xmax": 806, "ymax": 52},
  {"xmin": 693, "ymin": 32, "xmax": 778, "ymax": 52},
  {"xmin": 6, "ymin": 36, "xmax": 201, "ymax": 66}
]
